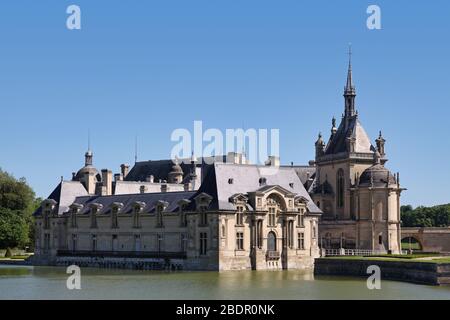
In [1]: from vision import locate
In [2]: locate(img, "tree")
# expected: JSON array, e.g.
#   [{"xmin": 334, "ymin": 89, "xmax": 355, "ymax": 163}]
[
  {"xmin": 0, "ymin": 169, "xmax": 38, "ymax": 249},
  {"xmin": 401, "ymin": 204, "xmax": 450, "ymax": 227}
]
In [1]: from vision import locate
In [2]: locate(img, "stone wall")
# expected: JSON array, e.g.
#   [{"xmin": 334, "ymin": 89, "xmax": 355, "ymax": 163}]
[{"xmin": 315, "ymin": 258, "xmax": 450, "ymax": 285}]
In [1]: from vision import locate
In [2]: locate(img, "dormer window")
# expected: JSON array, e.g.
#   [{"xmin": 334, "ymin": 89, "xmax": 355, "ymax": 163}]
[
  {"xmin": 289, "ymin": 183, "xmax": 294, "ymax": 188},
  {"xmin": 259, "ymin": 177, "xmax": 267, "ymax": 186}
]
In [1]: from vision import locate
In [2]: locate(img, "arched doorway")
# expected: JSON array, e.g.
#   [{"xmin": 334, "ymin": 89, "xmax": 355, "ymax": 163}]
[{"xmin": 267, "ymin": 231, "xmax": 277, "ymax": 251}]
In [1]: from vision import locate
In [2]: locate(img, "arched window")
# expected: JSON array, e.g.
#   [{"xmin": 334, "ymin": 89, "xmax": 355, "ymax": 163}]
[
  {"xmin": 267, "ymin": 231, "xmax": 277, "ymax": 251},
  {"xmin": 337, "ymin": 169, "xmax": 345, "ymax": 208}
]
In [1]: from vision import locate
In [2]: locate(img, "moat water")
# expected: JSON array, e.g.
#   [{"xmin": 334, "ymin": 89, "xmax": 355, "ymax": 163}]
[{"xmin": 1, "ymin": 265, "xmax": 450, "ymax": 299}]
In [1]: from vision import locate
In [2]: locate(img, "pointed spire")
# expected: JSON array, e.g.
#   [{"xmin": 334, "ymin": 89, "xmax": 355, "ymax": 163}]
[
  {"xmin": 85, "ymin": 129, "xmax": 93, "ymax": 166},
  {"xmin": 343, "ymin": 43, "xmax": 356, "ymax": 118},
  {"xmin": 345, "ymin": 44, "xmax": 354, "ymax": 93},
  {"xmin": 134, "ymin": 135, "xmax": 138, "ymax": 164}
]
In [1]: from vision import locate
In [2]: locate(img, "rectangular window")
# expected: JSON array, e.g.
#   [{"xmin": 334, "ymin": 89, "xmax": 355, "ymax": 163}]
[
  {"xmin": 257, "ymin": 220, "xmax": 263, "ymax": 249},
  {"xmin": 92, "ymin": 235, "xmax": 97, "ymax": 251},
  {"xmin": 199, "ymin": 208, "xmax": 208, "ymax": 226},
  {"xmin": 44, "ymin": 212, "xmax": 50, "ymax": 229},
  {"xmin": 268, "ymin": 207, "xmax": 276, "ymax": 226},
  {"xmin": 180, "ymin": 212, "xmax": 187, "ymax": 227},
  {"xmin": 199, "ymin": 232, "xmax": 207, "ymax": 255},
  {"xmin": 112, "ymin": 208, "xmax": 119, "ymax": 228},
  {"xmin": 288, "ymin": 221, "xmax": 294, "ymax": 248},
  {"xmin": 180, "ymin": 234, "xmax": 187, "ymax": 251},
  {"xmin": 72, "ymin": 234, "xmax": 77, "ymax": 252},
  {"xmin": 236, "ymin": 206, "xmax": 244, "ymax": 225},
  {"xmin": 298, "ymin": 232, "xmax": 305, "ymax": 250},
  {"xmin": 44, "ymin": 233, "xmax": 50, "ymax": 253},
  {"xmin": 297, "ymin": 211, "xmax": 304, "ymax": 227},
  {"xmin": 71, "ymin": 211, "xmax": 77, "ymax": 228},
  {"xmin": 157, "ymin": 234, "xmax": 163, "ymax": 252},
  {"xmin": 236, "ymin": 232, "xmax": 244, "ymax": 250},
  {"xmin": 133, "ymin": 209, "xmax": 141, "ymax": 228},
  {"xmin": 91, "ymin": 211, "xmax": 97, "ymax": 229}
]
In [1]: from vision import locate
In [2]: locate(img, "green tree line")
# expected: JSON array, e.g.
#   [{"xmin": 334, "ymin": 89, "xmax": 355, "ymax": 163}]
[
  {"xmin": 0, "ymin": 169, "xmax": 41, "ymax": 250},
  {"xmin": 401, "ymin": 204, "xmax": 450, "ymax": 227}
]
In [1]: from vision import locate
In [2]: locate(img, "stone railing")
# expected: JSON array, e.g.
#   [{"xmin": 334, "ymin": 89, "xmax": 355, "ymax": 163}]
[{"xmin": 266, "ymin": 250, "xmax": 280, "ymax": 260}]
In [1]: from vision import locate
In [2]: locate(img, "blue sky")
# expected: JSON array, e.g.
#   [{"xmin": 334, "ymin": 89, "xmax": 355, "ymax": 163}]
[{"xmin": 0, "ymin": 0, "xmax": 449, "ymax": 207}]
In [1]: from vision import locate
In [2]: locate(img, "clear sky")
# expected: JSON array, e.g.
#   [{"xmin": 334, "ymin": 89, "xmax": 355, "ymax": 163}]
[{"xmin": 0, "ymin": 0, "xmax": 449, "ymax": 207}]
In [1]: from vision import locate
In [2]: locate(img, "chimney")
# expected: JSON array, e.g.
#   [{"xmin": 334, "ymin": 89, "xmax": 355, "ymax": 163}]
[
  {"xmin": 227, "ymin": 152, "xmax": 245, "ymax": 164},
  {"xmin": 120, "ymin": 164, "xmax": 130, "ymax": 178},
  {"xmin": 84, "ymin": 171, "xmax": 96, "ymax": 194},
  {"xmin": 146, "ymin": 175, "xmax": 154, "ymax": 183},
  {"xmin": 114, "ymin": 173, "xmax": 123, "ymax": 182},
  {"xmin": 266, "ymin": 156, "xmax": 280, "ymax": 167},
  {"xmin": 101, "ymin": 169, "xmax": 113, "ymax": 195}
]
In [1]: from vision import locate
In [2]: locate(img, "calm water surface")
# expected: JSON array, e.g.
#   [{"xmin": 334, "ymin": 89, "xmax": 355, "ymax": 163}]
[{"xmin": 1, "ymin": 265, "xmax": 450, "ymax": 299}]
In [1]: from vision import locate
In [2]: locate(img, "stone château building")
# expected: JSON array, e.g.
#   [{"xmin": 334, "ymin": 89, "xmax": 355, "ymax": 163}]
[
  {"xmin": 306, "ymin": 55, "xmax": 405, "ymax": 253},
  {"xmin": 34, "ymin": 152, "xmax": 321, "ymax": 270},
  {"xmin": 33, "ymin": 55, "xmax": 404, "ymax": 270}
]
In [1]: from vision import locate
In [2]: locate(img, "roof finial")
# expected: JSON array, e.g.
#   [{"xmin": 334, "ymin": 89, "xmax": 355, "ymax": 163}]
[
  {"xmin": 87, "ymin": 129, "xmax": 91, "ymax": 152},
  {"xmin": 345, "ymin": 43, "xmax": 354, "ymax": 92},
  {"xmin": 134, "ymin": 135, "xmax": 138, "ymax": 164}
]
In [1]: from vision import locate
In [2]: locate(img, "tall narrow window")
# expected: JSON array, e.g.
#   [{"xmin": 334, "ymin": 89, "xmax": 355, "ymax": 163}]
[
  {"xmin": 337, "ymin": 169, "xmax": 345, "ymax": 208},
  {"xmin": 180, "ymin": 211, "xmax": 187, "ymax": 227},
  {"xmin": 268, "ymin": 207, "xmax": 276, "ymax": 226},
  {"xmin": 90, "ymin": 208, "xmax": 98, "ymax": 229},
  {"xmin": 71, "ymin": 209, "xmax": 77, "ymax": 228},
  {"xmin": 135, "ymin": 234, "xmax": 141, "ymax": 252},
  {"xmin": 257, "ymin": 220, "xmax": 263, "ymax": 249},
  {"xmin": 199, "ymin": 232, "xmax": 207, "ymax": 255},
  {"xmin": 157, "ymin": 234, "xmax": 163, "ymax": 252},
  {"xmin": 288, "ymin": 221, "xmax": 294, "ymax": 248},
  {"xmin": 236, "ymin": 232, "xmax": 244, "ymax": 250},
  {"xmin": 92, "ymin": 235, "xmax": 97, "ymax": 251},
  {"xmin": 72, "ymin": 234, "xmax": 77, "ymax": 252},
  {"xmin": 236, "ymin": 206, "xmax": 244, "ymax": 225},
  {"xmin": 298, "ymin": 232, "xmax": 305, "ymax": 250},
  {"xmin": 199, "ymin": 207, "xmax": 207, "ymax": 226},
  {"xmin": 181, "ymin": 234, "xmax": 187, "ymax": 251},
  {"xmin": 44, "ymin": 211, "xmax": 51, "ymax": 230},
  {"xmin": 156, "ymin": 206, "xmax": 164, "ymax": 227},
  {"xmin": 44, "ymin": 234, "xmax": 50, "ymax": 253},
  {"xmin": 112, "ymin": 235, "xmax": 118, "ymax": 251},
  {"xmin": 297, "ymin": 209, "xmax": 304, "ymax": 227},
  {"xmin": 112, "ymin": 207, "xmax": 119, "ymax": 229},
  {"xmin": 133, "ymin": 207, "xmax": 141, "ymax": 228}
]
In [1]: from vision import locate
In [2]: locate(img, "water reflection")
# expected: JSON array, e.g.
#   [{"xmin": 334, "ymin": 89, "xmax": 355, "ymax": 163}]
[{"xmin": 0, "ymin": 265, "xmax": 450, "ymax": 300}]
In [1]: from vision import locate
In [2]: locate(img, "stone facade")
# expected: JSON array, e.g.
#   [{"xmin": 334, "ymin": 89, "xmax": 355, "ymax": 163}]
[{"xmin": 34, "ymin": 160, "xmax": 321, "ymax": 271}]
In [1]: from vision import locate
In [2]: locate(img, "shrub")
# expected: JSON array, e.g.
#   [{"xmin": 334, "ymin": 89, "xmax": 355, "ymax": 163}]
[{"xmin": 5, "ymin": 247, "xmax": 13, "ymax": 258}]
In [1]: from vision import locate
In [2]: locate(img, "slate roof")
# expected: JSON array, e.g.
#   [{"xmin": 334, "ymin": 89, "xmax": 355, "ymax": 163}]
[
  {"xmin": 200, "ymin": 163, "xmax": 322, "ymax": 213},
  {"xmin": 125, "ymin": 156, "xmax": 226, "ymax": 182},
  {"xmin": 325, "ymin": 116, "xmax": 375, "ymax": 155},
  {"xmin": 70, "ymin": 190, "xmax": 197, "ymax": 215},
  {"xmin": 33, "ymin": 181, "xmax": 88, "ymax": 216}
]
